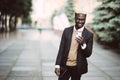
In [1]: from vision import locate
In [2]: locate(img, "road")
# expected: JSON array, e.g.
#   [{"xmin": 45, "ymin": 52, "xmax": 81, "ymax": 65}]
[{"xmin": 0, "ymin": 29, "xmax": 120, "ymax": 80}]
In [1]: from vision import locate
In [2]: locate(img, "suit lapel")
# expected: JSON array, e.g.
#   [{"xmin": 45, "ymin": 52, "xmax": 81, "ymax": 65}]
[
  {"xmin": 77, "ymin": 28, "xmax": 88, "ymax": 49},
  {"xmin": 82, "ymin": 28, "xmax": 88, "ymax": 42},
  {"xmin": 67, "ymin": 26, "xmax": 74, "ymax": 53},
  {"xmin": 68, "ymin": 27, "xmax": 73, "ymax": 41}
]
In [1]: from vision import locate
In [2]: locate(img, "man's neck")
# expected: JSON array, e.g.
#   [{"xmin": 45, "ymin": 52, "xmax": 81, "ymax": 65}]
[{"xmin": 75, "ymin": 26, "xmax": 84, "ymax": 30}]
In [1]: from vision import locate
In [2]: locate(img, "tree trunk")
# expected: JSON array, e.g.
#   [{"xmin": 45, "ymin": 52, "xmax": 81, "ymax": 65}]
[
  {"xmin": 0, "ymin": 13, "xmax": 1, "ymax": 27},
  {"xmin": 14, "ymin": 16, "xmax": 17, "ymax": 30},
  {"xmin": 1, "ymin": 14, "xmax": 5, "ymax": 32},
  {"xmin": 4, "ymin": 14, "xmax": 7, "ymax": 32},
  {"xmin": 9, "ymin": 15, "xmax": 13, "ymax": 31}
]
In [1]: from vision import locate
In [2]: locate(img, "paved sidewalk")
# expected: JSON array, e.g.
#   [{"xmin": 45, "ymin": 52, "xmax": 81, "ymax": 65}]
[
  {"xmin": 0, "ymin": 29, "xmax": 120, "ymax": 80},
  {"xmin": 39, "ymin": 30, "xmax": 120, "ymax": 80}
]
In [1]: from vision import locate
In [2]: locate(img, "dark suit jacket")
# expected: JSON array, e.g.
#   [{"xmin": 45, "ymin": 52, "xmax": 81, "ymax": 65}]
[{"xmin": 55, "ymin": 26, "xmax": 93, "ymax": 74}]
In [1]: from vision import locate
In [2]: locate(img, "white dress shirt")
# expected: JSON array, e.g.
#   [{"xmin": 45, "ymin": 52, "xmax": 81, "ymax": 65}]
[{"xmin": 74, "ymin": 26, "xmax": 86, "ymax": 49}]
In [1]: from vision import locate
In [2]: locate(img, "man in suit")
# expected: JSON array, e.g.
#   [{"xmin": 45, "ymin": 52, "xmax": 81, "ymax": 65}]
[{"xmin": 55, "ymin": 12, "xmax": 93, "ymax": 80}]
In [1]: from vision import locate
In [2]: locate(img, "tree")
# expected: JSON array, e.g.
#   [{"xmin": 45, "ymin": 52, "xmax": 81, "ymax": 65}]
[
  {"xmin": 64, "ymin": 0, "xmax": 75, "ymax": 23},
  {"xmin": 9, "ymin": 0, "xmax": 32, "ymax": 30},
  {"xmin": 90, "ymin": 0, "xmax": 120, "ymax": 48},
  {"xmin": 0, "ymin": 0, "xmax": 32, "ymax": 32},
  {"xmin": 22, "ymin": 15, "xmax": 32, "ymax": 24},
  {"xmin": 50, "ymin": 0, "xmax": 75, "ymax": 25},
  {"xmin": 0, "ymin": 0, "xmax": 9, "ymax": 31}
]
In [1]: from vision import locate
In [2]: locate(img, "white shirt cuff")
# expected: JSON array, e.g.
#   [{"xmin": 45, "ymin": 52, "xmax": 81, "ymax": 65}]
[
  {"xmin": 81, "ymin": 43, "xmax": 87, "ymax": 49},
  {"xmin": 55, "ymin": 65, "xmax": 60, "ymax": 68}
]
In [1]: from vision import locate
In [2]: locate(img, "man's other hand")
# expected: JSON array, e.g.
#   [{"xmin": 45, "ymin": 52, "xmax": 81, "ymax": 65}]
[{"xmin": 55, "ymin": 68, "xmax": 60, "ymax": 76}]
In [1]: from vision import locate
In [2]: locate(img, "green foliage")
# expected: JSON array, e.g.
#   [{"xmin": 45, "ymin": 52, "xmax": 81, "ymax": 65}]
[
  {"xmin": 22, "ymin": 15, "xmax": 32, "ymax": 24},
  {"xmin": 50, "ymin": 11, "xmax": 57, "ymax": 25},
  {"xmin": 0, "ymin": 0, "xmax": 32, "ymax": 31},
  {"xmin": 50, "ymin": 0, "xmax": 75, "ymax": 25},
  {"xmin": 0, "ymin": 0, "xmax": 32, "ymax": 17},
  {"xmin": 50, "ymin": 10, "xmax": 64, "ymax": 25},
  {"xmin": 90, "ymin": 0, "xmax": 120, "ymax": 48},
  {"xmin": 64, "ymin": 0, "xmax": 75, "ymax": 23}
]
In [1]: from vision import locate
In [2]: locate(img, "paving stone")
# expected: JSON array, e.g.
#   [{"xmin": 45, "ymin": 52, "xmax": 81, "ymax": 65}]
[
  {"xmin": 112, "ymin": 77, "xmax": 120, "ymax": 80},
  {"xmin": 42, "ymin": 62, "xmax": 56, "ymax": 76},
  {"xmin": 0, "ymin": 70, "xmax": 9, "ymax": 76},
  {"xmin": 105, "ymin": 71, "xmax": 120, "ymax": 77},
  {"xmin": 0, "ymin": 76, "xmax": 6, "ymax": 80},
  {"xmin": 9, "ymin": 71, "xmax": 36, "ymax": 77},
  {"xmin": 83, "ymin": 71, "xmax": 104, "ymax": 77},
  {"xmin": 33, "ymin": 77, "xmax": 42, "ymax": 80},
  {"xmin": 7, "ymin": 77, "xmax": 33, "ymax": 80},
  {"xmin": 82, "ymin": 76, "xmax": 106, "ymax": 80},
  {"xmin": 0, "ymin": 65, "xmax": 11, "ymax": 70},
  {"xmin": 42, "ymin": 76, "xmax": 57, "ymax": 80}
]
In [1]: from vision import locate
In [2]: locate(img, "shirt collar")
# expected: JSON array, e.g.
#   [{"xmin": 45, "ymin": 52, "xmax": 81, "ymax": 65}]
[{"xmin": 74, "ymin": 26, "xmax": 84, "ymax": 32}]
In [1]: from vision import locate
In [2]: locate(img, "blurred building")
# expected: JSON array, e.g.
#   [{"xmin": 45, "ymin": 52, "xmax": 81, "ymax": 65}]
[
  {"xmin": 31, "ymin": 0, "xmax": 66, "ymax": 28},
  {"xmin": 31, "ymin": 0, "xmax": 100, "ymax": 29}
]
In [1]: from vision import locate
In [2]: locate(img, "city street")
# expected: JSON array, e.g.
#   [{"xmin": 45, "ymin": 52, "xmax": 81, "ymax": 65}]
[{"xmin": 0, "ymin": 29, "xmax": 120, "ymax": 80}]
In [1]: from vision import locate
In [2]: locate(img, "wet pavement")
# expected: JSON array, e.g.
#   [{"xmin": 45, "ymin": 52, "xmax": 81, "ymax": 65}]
[{"xmin": 0, "ymin": 29, "xmax": 120, "ymax": 80}]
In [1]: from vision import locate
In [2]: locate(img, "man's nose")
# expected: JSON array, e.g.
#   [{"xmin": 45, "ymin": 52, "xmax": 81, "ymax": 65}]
[
  {"xmin": 76, "ymin": 20, "xmax": 80, "ymax": 22},
  {"xmin": 77, "ymin": 20, "xmax": 82, "ymax": 23}
]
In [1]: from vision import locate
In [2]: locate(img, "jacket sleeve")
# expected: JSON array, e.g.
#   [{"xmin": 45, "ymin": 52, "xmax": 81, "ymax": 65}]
[
  {"xmin": 82, "ymin": 33, "xmax": 93, "ymax": 58},
  {"xmin": 55, "ymin": 29, "xmax": 66, "ymax": 65}
]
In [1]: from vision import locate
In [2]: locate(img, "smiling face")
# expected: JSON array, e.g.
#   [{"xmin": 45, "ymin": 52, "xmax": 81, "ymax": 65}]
[{"xmin": 75, "ymin": 13, "xmax": 86, "ymax": 30}]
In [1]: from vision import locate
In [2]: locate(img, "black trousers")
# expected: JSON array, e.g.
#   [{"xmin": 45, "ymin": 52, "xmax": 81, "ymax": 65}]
[{"xmin": 58, "ymin": 66, "xmax": 81, "ymax": 80}]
